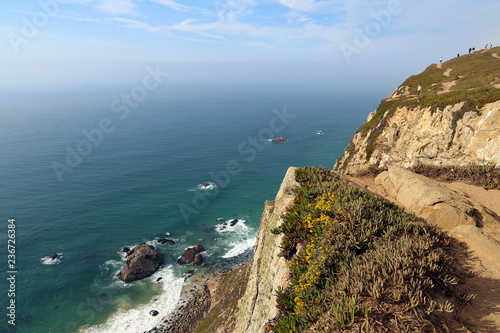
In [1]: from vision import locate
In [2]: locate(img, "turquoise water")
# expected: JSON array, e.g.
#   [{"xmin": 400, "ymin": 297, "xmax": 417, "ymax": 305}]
[{"xmin": 0, "ymin": 82, "xmax": 380, "ymax": 332}]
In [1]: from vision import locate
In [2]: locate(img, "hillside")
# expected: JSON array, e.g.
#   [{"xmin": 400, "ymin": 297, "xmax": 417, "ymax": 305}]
[{"xmin": 334, "ymin": 47, "xmax": 500, "ymax": 174}]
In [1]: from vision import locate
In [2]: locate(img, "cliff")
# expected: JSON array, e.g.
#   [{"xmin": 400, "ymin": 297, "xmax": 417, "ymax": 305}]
[
  {"xmin": 233, "ymin": 167, "xmax": 297, "ymax": 333},
  {"xmin": 334, "ymin": 47, "xmax": 500, "ymax": 174}
]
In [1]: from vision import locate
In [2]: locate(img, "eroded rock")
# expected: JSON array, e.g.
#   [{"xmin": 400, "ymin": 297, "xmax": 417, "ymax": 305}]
[
  {"xmin": 117, "ymin": 243, "xmax": 164, "ymax": 283},
  {"xmin": 178, "ymin": 245, "xmax": 205, "ymax": 265}
]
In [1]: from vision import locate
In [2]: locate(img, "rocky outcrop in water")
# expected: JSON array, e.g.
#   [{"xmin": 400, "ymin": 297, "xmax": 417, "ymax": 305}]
[
  {"xmin": 178, "ymin": 244, "xmax": 205, "ymax": 265},
  {"xmin": 271, "ymin": 137, "xmax": 287, "ymax": 143},
  {"xmin": 117, "ymin": 243, "xmax": 164, "ymax": 283}
]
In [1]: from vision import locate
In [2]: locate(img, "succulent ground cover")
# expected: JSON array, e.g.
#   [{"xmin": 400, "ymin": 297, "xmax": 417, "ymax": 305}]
[{"xmin": 270, "ymin": 166, "xmax": 474, "ymax": 332}]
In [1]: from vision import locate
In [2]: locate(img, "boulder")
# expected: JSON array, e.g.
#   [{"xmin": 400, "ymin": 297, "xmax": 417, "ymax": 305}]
[
  {"xmin": 122, "ymin": 247, "xmax": 130, "ymax": 253},
  {"xmin": 51, "ymin": 253, "xmax": 58, "ymax": 260},
  {"xmin": 117, "ymin": 243, "xmax": 164, "ymax": 283},
  {"xmin": 375, "ymin": 166, "xmax": 482, "ymax": 230},
  {"xmin": 150, "ymin": 310, "xmax": 159, "ymax": 316},
  {"xmin": 178, "ymin": 244, "xmax": 205, "ymax": 265}
]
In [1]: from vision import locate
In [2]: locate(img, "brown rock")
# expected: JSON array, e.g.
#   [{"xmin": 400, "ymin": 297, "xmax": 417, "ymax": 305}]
[
  {"xmin": 178, "ymin": 245, "xmax": 205, "ymax": 265},
  {"xmin": 271, "ymin": 137, "xmax": 287, "ymax": 143},
  {"xmin": 117, "ymin": 243, "xmax": 164, "ymax": 283},
  {"xmin": 194, "ymin": 253, "xmax": 203, "ymax": 265}
]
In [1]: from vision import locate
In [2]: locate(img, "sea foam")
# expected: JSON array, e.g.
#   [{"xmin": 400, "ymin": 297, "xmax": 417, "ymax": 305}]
[
  {"xmin": 215, "ymin": 218, "xmax": 256, "ymax": 259},
  {"xmin": 221, "ymin": 237, "xmax": 256, "ymax": 258},
  {"xmin": 80, "ymin": 266, "xmax": 184, "ymax": 333},
  {"xmin": 40, "ymin": 253, "xmax": 63, "ymax": 265}
]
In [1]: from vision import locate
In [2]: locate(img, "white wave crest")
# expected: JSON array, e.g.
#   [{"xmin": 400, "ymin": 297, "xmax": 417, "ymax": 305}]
[
  {"xmin": 214, "ymin": 219, "xmax": 251, "ymax": 236},
  {"xmin": 40, "ymin": 253, "xmax": 63, "ymax": 265},
  {"xmin": 221, "ymin": 237, "xmax": 256, "ymax": 259}
]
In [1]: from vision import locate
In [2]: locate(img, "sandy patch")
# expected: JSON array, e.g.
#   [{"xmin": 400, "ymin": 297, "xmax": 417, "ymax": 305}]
[
  {"xmin": 436, "ymin": 63, "xmax": 442, "ymax": 69},
  {"xmin": 490, "ymin": 77, "xmax": 500, "ymax": 88},
  {"xmin": 443, "ymin": 67, "xmax": 452, "ymax": 76},
  {"xmin": 492, "ymin": 53, "xmax": 500, "ymax": 59},
  {"xmin": 437, "ymin": 80, "xmax": 456, "ymax": 94}
]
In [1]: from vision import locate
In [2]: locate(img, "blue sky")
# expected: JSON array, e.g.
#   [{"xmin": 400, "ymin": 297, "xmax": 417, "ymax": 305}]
[{"xmin": 1, "ymin": 0, "xmax": 499, "ymax": 91}]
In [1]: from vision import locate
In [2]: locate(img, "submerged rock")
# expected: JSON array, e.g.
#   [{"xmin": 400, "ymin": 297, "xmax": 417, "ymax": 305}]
[
  {"xmin": 178, "ymin": 244, "xmax": 205, "ymax": 265},
  {"xmin": 51, "ymin": 253, "xmax": 58, "ymax": 260},
  {"xmin": 157, "ymin": 238, "xmax": 176, "ymax": 245},
  {"xmin": 117, "ymin": 243, "xmax": 164, "ymax": 283}
]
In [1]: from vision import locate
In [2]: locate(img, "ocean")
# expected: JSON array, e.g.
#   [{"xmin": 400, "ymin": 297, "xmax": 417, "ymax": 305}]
[{"xmin": 0, "ymin": 81, "xmax": 380, "ymax": 332}]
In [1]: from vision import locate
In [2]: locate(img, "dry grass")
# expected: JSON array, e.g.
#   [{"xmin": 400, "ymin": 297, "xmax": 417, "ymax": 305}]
[{"xmin": 411, "ymin": 162, "xmax": 500, "ymax": 190}]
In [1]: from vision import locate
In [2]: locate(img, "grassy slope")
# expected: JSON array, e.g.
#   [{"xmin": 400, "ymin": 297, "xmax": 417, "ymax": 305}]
[
  {"xmin": 270, "ymin": 167, "xmax": 474, "ymax": 332},
  {"xmin": 337, "ymin": 47, "xmax": 500, "ymax": 170}
]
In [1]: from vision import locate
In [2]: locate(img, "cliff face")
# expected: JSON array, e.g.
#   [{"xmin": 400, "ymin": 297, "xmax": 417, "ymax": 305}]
[
  {"xmin": 334, "ymin": 100, "xmax": 500, "ymax": 174},
  {"xmin": 233, "ymin": 167, "xmax": 297, "ymax": 333},
  {"xmin": 334, "ymin": 48, "xmax": 500, "ymax": 174}
]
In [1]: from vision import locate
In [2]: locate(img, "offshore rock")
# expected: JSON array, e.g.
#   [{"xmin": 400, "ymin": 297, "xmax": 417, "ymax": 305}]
[
  {"xmin": 178, "ymin": 244, "xmax": 205, "ymax": 265},
  {"xmin": 271, "ymin": 137, "xmax": 287, "ymax": 143},
  {"xmin": 117, "ymin": 243, "xmax": 164, "ymax": 283},
  {"xmin": 157, "ymin": 238, "xmax": 176, "ymax": 245}
]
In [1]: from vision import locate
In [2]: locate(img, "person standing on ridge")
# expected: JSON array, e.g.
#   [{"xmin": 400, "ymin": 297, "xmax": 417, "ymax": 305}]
[
  {"xmin": 440, "ymin": 57, "xmax": 442, "ymax": 64},
  {"xmin": 417, "ymin": 84, "xmax": 422, "ymax": 96}
]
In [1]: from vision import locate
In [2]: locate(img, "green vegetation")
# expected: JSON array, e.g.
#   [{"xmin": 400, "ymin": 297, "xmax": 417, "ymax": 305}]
[
  {"xmin": 337, "ymin": 49, "xmax": 500, "ymax": 169},
  {"xmin": 194, "ymin": 265, "xmax": 250, "ymax": 333},
  {"xmin": 401, "ymin": 47, "xmax": 500, "ymax": 94},
  {"xmin": 411, "ymin": 162, "xmax": 500, "ymax": 190},
  {"xmin": 270, "ymin": 167, "xmax": 473, "ymax": 332}
]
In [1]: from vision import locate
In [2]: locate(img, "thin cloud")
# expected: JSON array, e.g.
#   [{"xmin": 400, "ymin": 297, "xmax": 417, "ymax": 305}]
[
  {"xmin": 149, "ymin": 0, "xmax": 207, "ymax": 13},
  {"xmin": 112, "ymin": 17, "xmax": 163, "ymax": 33},
  {"xmin": 279, "ymin": 0, "xmax": 316, "ymax": 12},
  {"xmin": 96, "ymin": 0, "xmax": 137, "ymax": 15}
]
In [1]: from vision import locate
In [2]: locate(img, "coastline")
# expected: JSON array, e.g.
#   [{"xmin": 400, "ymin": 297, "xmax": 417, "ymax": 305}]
[
  {"xmin": 147, "ymin": 261, "xmax": 250, "ymax": 333},
  {"xmin": 147, "ymin": 269, "xmax": 224, "ymax": 333}
]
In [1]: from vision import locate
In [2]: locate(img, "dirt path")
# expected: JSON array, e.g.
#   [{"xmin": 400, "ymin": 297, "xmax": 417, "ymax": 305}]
[
  {"xmin": 438, "ymin": 80, "xmax": 456, "ymax": 94},
  {"xmin": 443, "ymin": 67, "xmax": 452, "ymax": 76},
  {"xmin": 492, "ymin": 53, "xmax": 500, "ymax": 59}
]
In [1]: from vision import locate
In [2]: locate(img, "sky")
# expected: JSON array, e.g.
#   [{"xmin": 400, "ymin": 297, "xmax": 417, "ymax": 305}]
[{"xmin": 1, "ymin": 0, "xmax": 499, "ymax": 92}]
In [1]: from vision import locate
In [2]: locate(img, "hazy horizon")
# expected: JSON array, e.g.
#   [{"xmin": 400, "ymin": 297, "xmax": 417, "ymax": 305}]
[{"xmin": 2, "ymin": 0, "xmax": 499, "ymax": 93}]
